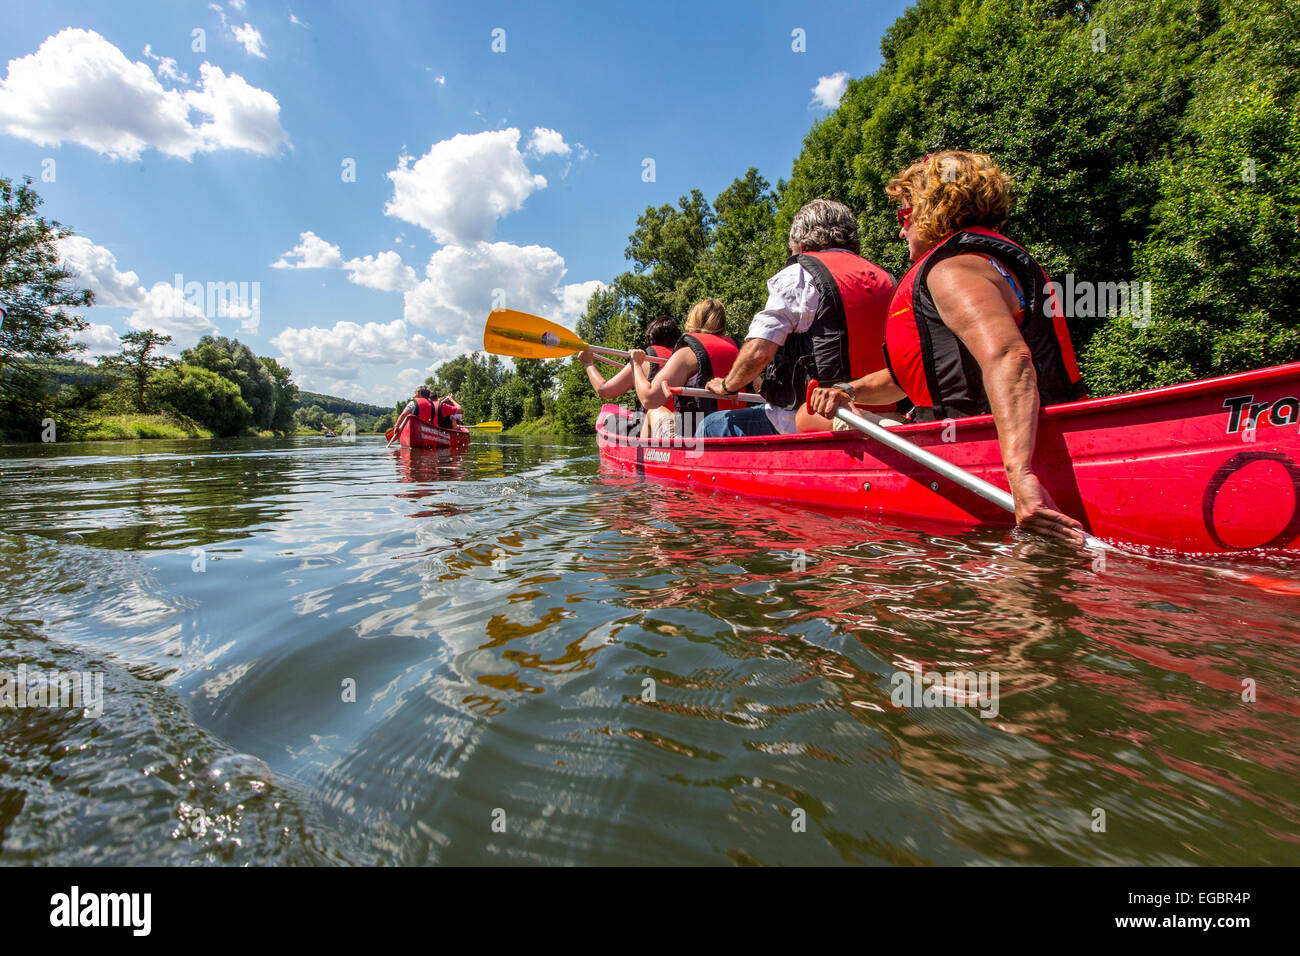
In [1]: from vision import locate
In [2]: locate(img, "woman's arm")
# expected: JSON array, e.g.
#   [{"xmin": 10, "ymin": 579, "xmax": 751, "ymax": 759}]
[
  {"xmin": 630, "ymin": 348, "xmax": 698, "ymax": 410},
  {"xmin": 926, "ymin": 256, "xmax": 1083, "ymax": 542},
  {"xmin": 579, "ymin": 350, "xmax": 634, "ymax": 398}
]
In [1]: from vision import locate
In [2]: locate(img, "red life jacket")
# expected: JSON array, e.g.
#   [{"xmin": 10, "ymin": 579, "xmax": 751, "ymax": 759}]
[
  {"xmin": 644, "ymin": 344, "xmax": 675, "ymax": 413},
  {"xmin": 766, "ymin": 249, "xmax": 895, "ymax": 411},
  {"xmin": 413, "ymin": 396, "xmax": 434, "ymax": 422},
  {"xmin": 675, "ymin": 332, "xmax": 743, "ymax": 416},
  {"xmin": 436, "ymin": 399, "xmax": 461, "ymax": 428},
  {"xmin": 883, "ymin": 227, "xmax": 1087, "ymax": 421}
]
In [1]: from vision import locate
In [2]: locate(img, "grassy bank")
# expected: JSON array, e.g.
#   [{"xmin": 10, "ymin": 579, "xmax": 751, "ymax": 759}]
[
  {"xmin": 503, "ymin": 414, "xmax": 561, "ymax": 436},
  {"xmin": 74, "ymin": 414, "xmax": 213, "ymax": 441}
]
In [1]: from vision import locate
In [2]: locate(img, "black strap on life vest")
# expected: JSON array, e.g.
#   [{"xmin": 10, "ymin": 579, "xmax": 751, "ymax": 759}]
[
  {"xmin": 673, "ymin": 333, "xmax": 740, "ymax": 417},
  {"xmin": 761, "ymin": 254, "xmax": 856, "ymax": 410},
  {"xmin": 908, "ymin": 231, "xmax": 1087, "ymax": 421}
]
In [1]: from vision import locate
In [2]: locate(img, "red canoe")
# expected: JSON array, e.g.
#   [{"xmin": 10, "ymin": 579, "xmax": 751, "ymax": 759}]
[
  {"xmin": 398, "ymin": 415, "xmax": 471, "ymax": 450},
  {"xmin": 595, "ymin": 362, "xmax": 1300, "ymax": 555}
]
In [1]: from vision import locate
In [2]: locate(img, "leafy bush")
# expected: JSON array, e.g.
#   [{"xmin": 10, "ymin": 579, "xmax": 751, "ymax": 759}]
[
  {"xmin": 183, "ymin": 336, "xmax": 278, "ymax": 430},
  {"xmin": 147, "ymin": 363, "xmax": 253, "ymax": 437}
]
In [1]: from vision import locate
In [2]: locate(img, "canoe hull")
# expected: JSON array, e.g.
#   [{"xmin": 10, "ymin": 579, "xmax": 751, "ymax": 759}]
[
  {"xmin": 399, "ymin": 416, "xmax": 470, "ymax": 450},
  {"xmin": 595, "ymin": 362, "xmax": 1300, "ymax": 554}
]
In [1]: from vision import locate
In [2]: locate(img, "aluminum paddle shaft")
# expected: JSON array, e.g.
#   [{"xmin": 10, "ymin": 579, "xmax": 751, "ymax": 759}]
[{"xmin": 834, "ymin": 406, "xmax": 1015, "ymax": 512}]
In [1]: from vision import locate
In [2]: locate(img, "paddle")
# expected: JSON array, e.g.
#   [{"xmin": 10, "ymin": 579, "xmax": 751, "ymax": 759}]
[
  {"xmin": 385, "ymin": 412, "xmax": 408, "ymax": 448},
  {"xmin": 668, "ymin": 385, "xmax": 767, "ymax": 404},
  {"xmin": 483, "ymin": 309, "xmax": 668, "ymax": 364},
  {"xmin": 805, "ymin": 380, "xmax": 1105, "ymax": 549},
  {"xmin": 468, "ymin": 421, "xmax": 503, "ymax": 431}
]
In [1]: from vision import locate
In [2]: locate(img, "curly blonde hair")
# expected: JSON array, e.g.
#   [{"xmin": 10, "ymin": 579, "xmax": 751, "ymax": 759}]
[
  {"xmin": 684, "ymin": 298, "xmax": 727, "ymax": 334},
  {"xmin": 886, "ymin": 151, "xmax": 1013, "ymax": 243}
]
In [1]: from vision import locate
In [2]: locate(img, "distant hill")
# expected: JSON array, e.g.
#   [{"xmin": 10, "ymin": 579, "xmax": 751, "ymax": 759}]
[
  {"xmin": 38, "ymin": 360, "xmax": 391, "ymax": 420},
  {"xmin": 293, "ymin": 390, "xmax": 389, "ymax": 417},
  {"xmin": 34, "ymin": 357, "xmax": 122, "ymax": 386}
]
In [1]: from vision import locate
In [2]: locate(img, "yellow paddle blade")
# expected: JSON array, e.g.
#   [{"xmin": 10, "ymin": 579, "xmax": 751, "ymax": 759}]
[
  {"xmin": 483, "ymin": 309, "xmax": 589, "ymax": 359},
  {"xmin": 469, "ymin": 421, "xmax": 503, "ymax": 431}
]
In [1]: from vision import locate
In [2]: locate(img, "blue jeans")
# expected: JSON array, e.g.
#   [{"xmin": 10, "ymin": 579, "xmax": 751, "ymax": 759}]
[{"xmin": 695, "ymin": 406, "xmax": 779, "ymax": 438}]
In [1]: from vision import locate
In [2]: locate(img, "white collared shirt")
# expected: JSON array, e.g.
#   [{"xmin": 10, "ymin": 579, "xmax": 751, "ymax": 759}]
[{"xmin": 744, "ymin": 252, "xmax": 836, "ymax": 432}]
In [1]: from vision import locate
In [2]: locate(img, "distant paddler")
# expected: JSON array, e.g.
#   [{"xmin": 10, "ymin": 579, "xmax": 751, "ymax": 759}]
[
  {"xmin": 806, "ymin": 150, "xmax": 1089, "ymax": 542},
  {"xmin": 402, "ymin": 387, "xmax": 463, "ymax": 430}
]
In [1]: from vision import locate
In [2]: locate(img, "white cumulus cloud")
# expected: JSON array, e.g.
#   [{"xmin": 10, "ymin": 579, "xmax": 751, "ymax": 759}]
[
  {"xmin": 271, "ymin": 231, "xmax": 346, "ymax": 270},
  {"xmin": 126, "ymin": 282, "xmax": 217, "ymax": 348},
  {"xmin": 811, "ymin": 72, "xmax": 851, "ymax": 110},
  {"xmin": 345, "ymin": 250, "xmax": 418, "ymax": 292},
  {"xmin": 57, "ymin": 236, "xmax": 147, "ymax": 308},
  {"xmin": 384, "ymin": 129, "xmax": 547, "ymax": 245},
  {"xmin": 401, "ymin": 241, "xmax": 604, "ymax": 337},
  {"xmin": 527, "ymin": 127, "xmax": 571, "ymax": 157},
  {"xmin": 557, "ymin": 280, "xmax": 605, "ymax": 319},
  {"xmin": 271, "ymin": 319, "xmax": 436, "ymax": 375},
  {"xmin": 271, "ymin": 232, "xmax": 416, "ymax": 291},
  {"xmin": 0, "ymin": 28, "xmax": 288, "ymax": 160},
  {"xmin": 230, "ymin": 23, "xmax": 266, "ymax": 58},
  {"xmin": 142, "ymin": 44, "xmax": 189, "ymax": 84},
  {"xmin": 74, "ymin": 323, "xmax": 125, "ymax": 357},
  {"xmin": 185, "ymin": 63, "xmax": 287, "ymax": 155}
]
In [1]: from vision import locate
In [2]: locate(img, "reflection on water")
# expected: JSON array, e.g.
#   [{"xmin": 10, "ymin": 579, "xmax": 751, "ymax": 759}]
[{"xmin": 1, "ymin": 433, "xmax": 1297, "ymax": 865}]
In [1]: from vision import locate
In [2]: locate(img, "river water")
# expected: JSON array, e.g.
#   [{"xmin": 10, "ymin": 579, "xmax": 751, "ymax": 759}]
[{"xmin": 1, "ymin": 434, "xmax": 1297, "ymax": 865}]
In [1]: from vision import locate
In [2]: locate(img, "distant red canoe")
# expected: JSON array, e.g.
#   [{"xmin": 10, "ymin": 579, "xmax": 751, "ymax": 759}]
[
  {"xmin": 399, "ymin": 415, "xmax": 470, "ymax": 451},
  {"xmin": 596, "ymin": 362, "xmax": 1300, "ymax": 555}
]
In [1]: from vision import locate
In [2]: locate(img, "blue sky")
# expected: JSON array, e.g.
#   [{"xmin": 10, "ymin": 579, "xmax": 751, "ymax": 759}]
[{"xmin": 1, "ymin": 0, "xmax": 911, "ymax": 405}]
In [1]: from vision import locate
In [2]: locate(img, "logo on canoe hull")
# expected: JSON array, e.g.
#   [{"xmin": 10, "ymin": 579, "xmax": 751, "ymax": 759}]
[
  {"xmin": 643, "ymin": 449, "xmax": 671, "ymax": 463},
  {"xmin": 1224, "ymin": 393, "xmax": 1300, "ymax": 433}
]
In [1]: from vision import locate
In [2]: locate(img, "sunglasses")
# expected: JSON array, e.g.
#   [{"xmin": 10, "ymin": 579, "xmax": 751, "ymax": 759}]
[{"xmin": 897, "ymin": 206, "xmax": 914, "ymax": 228}]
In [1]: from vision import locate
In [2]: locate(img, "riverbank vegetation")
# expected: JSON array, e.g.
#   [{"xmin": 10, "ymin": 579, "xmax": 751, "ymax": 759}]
[
  {"xmin": 76, "ymin": 414, "xmax": 214, "ymax": 441},
  {"xmin": 0, "ymin": 174, "xmax": 306, "ymax": 442}
]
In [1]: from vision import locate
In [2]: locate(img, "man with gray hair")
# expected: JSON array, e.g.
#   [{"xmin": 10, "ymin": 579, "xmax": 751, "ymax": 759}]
[{"xmin": 699, "ymin": 198, "xmax": 895, "ymax": 436}]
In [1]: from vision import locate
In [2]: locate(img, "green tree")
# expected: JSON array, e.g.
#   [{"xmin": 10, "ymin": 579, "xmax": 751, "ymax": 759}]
[
  {"xmin": 294, "ymin": 404, "xmax": 326, "ymax": 430},
  {"xmin": 696, "ymin": 168, "xmax": 781, "ymax": 337},
  {"xmin": 148, "ymin": 363, "xmax": 253, "ymax": 437},
  {"xmin": 183, "ymin": 335, "xmax": 278, "ymax": 430},
  {"xmin": 259, "ymin": 355, "xmax": 298, "ymax": 433},
  {"xmin": 617, "ymin": 188, "xmax": 715, "ymax": 330},
  {"xmin": 0, "ymin": 176, "xmax": 94, "ymax": 440},
  {"xmin": 1082, "ymin": 4, "xmax": 1300, "ymax": 392},
  {"xmin": 0, "ymin": 177, "xmax": 92, "ymax": 366},
  {"xmin": 512, "ymin": 358, "xmax": 555, "ymax": 412},
  {"xmin": 98, "ymin": 329, "xmax": 172, "ymax": 413},
  {"xmin": 491, "ymin": 374, "xmax": 532, "ymax": 428}
]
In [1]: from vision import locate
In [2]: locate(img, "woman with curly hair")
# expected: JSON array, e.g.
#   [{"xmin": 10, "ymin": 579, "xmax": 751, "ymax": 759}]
[{"xmin": 806, "ymin": 150, "xmax": 1089, "ymax": 542}]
